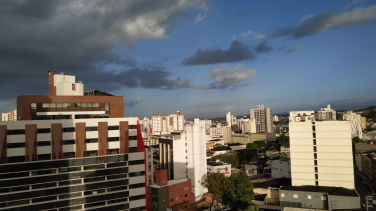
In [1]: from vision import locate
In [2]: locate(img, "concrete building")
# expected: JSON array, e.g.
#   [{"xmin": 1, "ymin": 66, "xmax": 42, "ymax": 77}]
[
  {"xmin": 271, "ymin": 159, "xmax": 291, "ymax": 179},
  {"xmin": 250, "ymin": 104, "xmax": 273, "ymax": 133},
  {"xmin": 227, "ymin": 142, "xmax": 246, "ymax": 151},
  {"xmin": 147, "ymin": 169, "xmax": 195, "ymax": 211},
  {"xmin": 239, "ymin": 117, "xmax": 256, "ymax": 134},
  {"xmin": 280, "ymin": 186, "xmax": 360, "ymax": 210},
  {"xmin": 316, "ymin": 104, "xmax": 336, "ymax": 121},
  {"xmin": 0, "ymin": 71, "xmax": 147, "ymax": 210},
  {"xmin": 361, "ymin": 117, "xmax": 367, "ymax": 129},
  {"xmin": 209, "ymin": 125, "xmax": 231, "ymax": 144},
  {"xmin": 231, "ymin": 115, "xmax": 237, "ymax": 127},
  {"xmin": 273, "ymin": 115, "xmax": 279, "ymax": 122},
  {"xmin": 155, "ymin": 119, "xmax": 208, "ymax": 201},
  {"xmin": 151, "ymin": 111, "xmax": 185, "ymax": 135},
  {"xmin": 343, "ymin": 110, "xmax": 363, "ymax": 138},
  {"xmin": 289, "ymin": 110, "xmax": 354, "ymax": 189},
  {"xmin": 207, "ymin": 160, "xmax": 231, "ymax": 177},
  {"xmin": 2, "ymin": 110, "xmax": 17, "ymax": 121},
  {"xmin": 225, "ymin": 111, "xmax": 231, "ymax": 127},
  {"xmin": 146, "ymin": 146, "xmax": 155, "ymax": 186}
]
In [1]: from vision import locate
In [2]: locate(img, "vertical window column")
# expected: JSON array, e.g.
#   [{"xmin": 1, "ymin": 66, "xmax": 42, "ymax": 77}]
[{"xmin": 98, "ymin": 122, "xmax": 108, "ymax": 156}]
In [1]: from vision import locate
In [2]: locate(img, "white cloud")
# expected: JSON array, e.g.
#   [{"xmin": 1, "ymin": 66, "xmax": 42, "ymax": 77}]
[
  {"xmin": 287, "ymin": 45, "xmax": 301, "ymax": 53},
  {"xmin": 194, "ymin": 13, "xmax": 206, "ymax": 24},
  {"xmin": 302, "ymin": 15, "xmax": 313, "ymax": 21},
  {"xmin": 344, "ymin": 0, "xmax": 364, "ymax": 9},
  {"xmin": 207, "ymin": 64, "xmax": 257, "ymax": 89},
  {"xmin": 232, "ymin": 35, "xmax": 237, "ymax": 40},
  {"xmin": 241, "ymin": 30, "xmax": 253, "ymax": 36},
  {"xmin": 253, "ymin": 32, "xmax": 266, "ymax": 40}
]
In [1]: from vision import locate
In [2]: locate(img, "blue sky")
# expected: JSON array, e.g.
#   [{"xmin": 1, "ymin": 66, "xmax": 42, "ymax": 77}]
[{"xmin": 0, "ymin": 0, "xmax": 375, "ymax": 119}]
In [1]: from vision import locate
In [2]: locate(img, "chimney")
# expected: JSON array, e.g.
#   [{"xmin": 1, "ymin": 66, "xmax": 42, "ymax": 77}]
[{"xmin": 47, "ymin": 70, "xmax": 56, "ymax": 96}]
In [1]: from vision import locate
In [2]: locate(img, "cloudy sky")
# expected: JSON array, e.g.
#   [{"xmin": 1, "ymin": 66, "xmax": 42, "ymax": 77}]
[{"xmin": 1, "ymin": 0, "xmax": 376, "ymax": 119}]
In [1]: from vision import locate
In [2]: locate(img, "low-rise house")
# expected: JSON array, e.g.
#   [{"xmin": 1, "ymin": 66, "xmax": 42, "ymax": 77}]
[
  {"xmin": 266, "ymin": 149, "xmax": 280, "ymax": 159},
  {"xmin": 279, "ymin": 186, "xmax": 360, "ymax": 210},
  {"xmin": 271, "ymin": 159, "xmax": 291, "ymax": 179},
  {"xmin": 207, "ymin": 160, "xmax": 231, "ymax": 177},
  {"xmin": 252, "ymin": 178, "xmax": 291, "ymax": 205},
  {"xmin": 245, "ymin": 164, "xmax": 258, "ymax": 176},
  {"xmin": 210, "ymin": 146, "xmax": 232, "ymax": 156},
  {"xmin": 227, "ymin": 142, "xmax": 246, "ymax": 151}
]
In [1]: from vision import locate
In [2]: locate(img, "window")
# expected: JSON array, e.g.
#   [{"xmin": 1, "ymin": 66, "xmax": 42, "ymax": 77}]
[
  {"xmin": 37, "ymin": 141, "xmax": 51, "ymax": 146},
  {"xmin": 129, "ymin": 183, "xmax": 145, "ymax": 189},
  {"xmin": 37, "ymin": 128, "xmax": 51, "ymax": 133},
  {"xmin": 93, "ymin": 103, "xmax": 99, "ymax": 107},
  {"xmin": 184, "ymin": 187, "xmax": 189, "ymax": 190},
  {"xmin": 108, "ymin": 126, "xmax": 119, "ymax": 130},
  {"xmin": 307, "ymin": 195, "xmax": 311, "ymax": 199},
  {"xmin": 86, "ymin": 150, "xmax": 98, "ymax": 157},
  {"xmin": 84, "ymin": 164, "xmax": 105, "ymax": 170},
  {"xmin": 108, "ymin": 137, "xmax": 119, "ymax": 142},
  {"xmin": 31, "ymin": 103, "xmax": 37, "ymax": 112},
  {"xmin": 7, "ymin": 143, "xmax": 25, "ymax": 148},
  {"xmin": 105, "ymin": 103, "xmax": 110, "ymax": 111},
  {"xmin": 63, "ymin": 127, "xmax": 75, "ymax": 132},
  {"xmin": 170, "ymin": 198, "xmax": 173, "ymax": 202},
  {"xmin": 38, "ymin": 154, "xmax": 51, "ymax": 161},
  {"xmin": 108, "ymin": 148, "xmax": 119, "ymax": 154},
  {"xmin": 62, "ymin": 140, "xmax": 75, "ymax": 145},
  {"xmin": 63, "ymin": 152, "xmax": 75, "ymax": 158},
  {"xmin": 86, "ymin": 126, "xmax": 98, "ymax": 131},
  {"xmin": 59, "ymin": 166, "xmax": 81, "ymax": 173},
  {"xmin": 7, "ymin": 129, "xmax": 25, "ymax": 135},
  {"xmin": 129, "ymin": 136, "xmax": 137, "ymax": 140},
  {"xmin": 129, "ymin": 147, "xmax": 138, "ymax": 152},
  {"xmin": 129, "ymin": 125, "xmax": 137, "ymax": 129},
  {"xmin": 7, "ymin": 156, "xmax": 25, "ymax": 163},
  {"xmin": 293, "ymin": 194, "xmax": 298, "ymax": 198},
  {"xmin": 281, "ymin": 193, "xmax": 285, "ymax": 198},
  {"xmin": 86, "ymin": 138, "xmax": 98, "ymax": 143},
  {"xmin": 42, "ymin": 103, "xmax": 50, "ymax": 108}
]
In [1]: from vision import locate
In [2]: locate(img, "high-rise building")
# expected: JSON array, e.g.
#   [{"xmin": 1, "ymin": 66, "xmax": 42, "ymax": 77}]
[
  {"xmin": 225, "ymin": 111, "xmax": 231, "ymax": 127},
  {"xmin": 151, "ymin": 111, "xmax": 185, "ymax": 135},
  {"xmin": 250, "ymin": 104, "xmax": 273, "ymax": 133},
  {"xmin": 343, "ymin": 110, "xmax": 363, "ymax": 138},
  {"xmin": 156, "ymin": 118, "xmax": 207, "ymax": 201},
  {"xmin": 316, "ymin": 104, "xmax": 336, "ymax": 121},
  {"xmin": 1, "ymin": 110, "xmax": 17, "ymax": 121},
  {"xmin": 0, "ymin": 71, "xmax": 147, "ymax": 211},
  {"xmin": 209, "ymin": 125, "xmax": 231, "ymax": 144},
  {"xmin": 289, "ymin": 110, "xmax": 354, "ymax": 189}
]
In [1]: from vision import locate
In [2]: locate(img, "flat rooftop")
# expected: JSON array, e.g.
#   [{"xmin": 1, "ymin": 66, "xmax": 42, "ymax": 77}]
[
  {"xmin": 252, "ymin": 178, "xmax": 291, "ymax": 189},
  {"xmin": 207, "ymin": 161, "xmax": 229, "ymax": 166},
  {"xmin": 282, "ymin": 186, "xmax": 358, "ymax": 197}
]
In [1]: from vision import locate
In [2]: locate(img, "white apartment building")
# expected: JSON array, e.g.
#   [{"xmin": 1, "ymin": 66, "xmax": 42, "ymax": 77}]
[
  {"xmin": 209, "ymin": 125, "xmax": 231, "ymax": 144},
  {"xmin": 207, "ymin": 160, "xmax": 231, "ymax": 177},
  {"xmin": 226, "ymin": 111, "xmax": 231, "ymax": 127},
  {"xmin": 231, "ymin": 115, "xmax": 237, "ymax": 126},
  {"xmin": 157, "ymin": 118, "xmax": 207, "ymax": 201},
  {"xmin": 151, "ymin": 111, "xmax": 185, "ymax": 135},
  {"xmin": 271, "ymin": 159, "xmax": 291, "ymax": 179},
  {"xmin": 273, "ymin": 115, "xmax": 279, "ymax": 122},
  {"xmin": 289, "ymin": 110, "xmax": 354, "ymax": 189},
  {"xmin": 343, "ymin": 110, "xmax": 363, "ymax": 138},
  {"xmin": 238, "ymin": 117, "xmax": 256, "ymax": 134},
  {"xmin": 316, "ymin": 104, "xmax": 336, "ymax": 121},
  {"xmin": 250, "ymin": 104, "xmax": 273, "ymax": 133},
  {"xmin": 54, "ymin": 72, "xmax": 84, "ymax": 96}
]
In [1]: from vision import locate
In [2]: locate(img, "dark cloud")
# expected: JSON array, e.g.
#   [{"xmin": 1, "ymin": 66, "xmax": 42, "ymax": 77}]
[
  {"xmin": 181, "ymin": 40, "xmax": 256, "ymax": 65},
  {"xmin": 124, "ymin": 96, "xmax": 144, "ymax": 107},
  {"xmin": 255, "ymin": 41, "xmax": 273, "ymax": 53},
  {"xmin": 273, "ymin": 6, "xmax": 376, "ymax": 39},
  {"xmin": 0, "ymin": 0, "xmax": 204, "ymax": 109}
]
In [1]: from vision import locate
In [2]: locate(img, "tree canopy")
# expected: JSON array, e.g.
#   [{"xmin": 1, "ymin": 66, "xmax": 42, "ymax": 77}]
[
  {"xmin": 206, "ymin": 173, "xmax": 229, "ymax": 208},
  {"xmin": 223, "ymin": 171, "xmax": 255, "ymax": 210},
  {"xmin": 254, "ymin": 141, "xmax": 267, "ymax": 149},
  {"xmin": 211, "ymin": 151, "xmax": 239, "ymax": 167},
  {"xmin": 278, "ymin": 134, "xmax": 290, "ymax": 147},
  {"xmin": 246, "ymin": 143, "xmax": 257, "ymax": 149}
]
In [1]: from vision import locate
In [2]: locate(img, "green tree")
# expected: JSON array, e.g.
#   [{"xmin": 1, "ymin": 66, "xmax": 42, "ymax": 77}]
[
  {"xmin": 254, "ymin": 141, "xmax": 267, "ymax": 149},
  {"xmin": 206, "ymin": 173, "xmax": 229, "ymax": 208},
  {"xmin": 223, "ymin": 171, "xmax": 255, "ymax": 210},
  {"xmin": 213, "ymin": 143, "xmax": 223, "ymax": 148},
  {"xmin": 238, "ymin": 150, "xmax": 257, "ymax": 164},
  {"xmin": 267, "ymin": 142, "xmax": 278, "ymax": 150},
  {"xmin": 278, "ymin": 134, "xmax": 290, "ymax": 147},
  {"xmin": 352, "ymin": 136, "xmax": 362, "ymax": 144},
  {"xmin": 246, "ymin": 143, "xmax": 257, "ymax": 149},
  {"xmin": 212, "ymin": 151, "xmax": 239, "ymax": 167}
]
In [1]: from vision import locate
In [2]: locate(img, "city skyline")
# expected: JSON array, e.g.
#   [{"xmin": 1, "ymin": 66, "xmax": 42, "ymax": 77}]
[{"xmin": 1, "ymin": 0, "xmax": 376, "ymax": 119}]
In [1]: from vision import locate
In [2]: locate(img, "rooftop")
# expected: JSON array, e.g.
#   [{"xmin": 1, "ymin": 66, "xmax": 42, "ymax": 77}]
[
  {"xmin": 252, "ymin": 178, "xmax": 291, "ymax": 189},
  {"xmin": 149, "ymin": 178, "xmax": 189, "ymax": 188},
  {"xmin": 227, "ymin": 143, "xmax": 245, "ymax": 146},
  {"xmin": 282, "ymin": 186, "xmax": 357, "ymax": 197},
  {"xmin": 211, "ymin": 146, "xmax": 232, "ymax": 151},
  {"xmin": 207, "ymin": 161, "xmax": 230, "ymax": 166}
]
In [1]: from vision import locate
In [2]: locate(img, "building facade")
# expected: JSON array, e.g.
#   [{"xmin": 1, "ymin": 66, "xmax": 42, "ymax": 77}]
[
  {"xmin": 207, "ymin": 161, "xmax": 231, "ymax": 177},
  {"xmin": 343, "ymin": 110, "xmax": 363, "ymax": 138},
  {"xmin": 271, "ymin": 159, "xmax": 291, "ymax": 179},
  {"xmin": 316, "ymin": 104, "xmax": 336, "ymax": 121},
  {"xmin": 250, "ymin": 104, "xmax": 273, "ymax": 133},
  {"xmin": 209, "ymin": 125, "xmax": 231, "ymax": 144},
  {"xmin": 151, "ymin": 111, "xmax": 185, "ymax": 135},
  {"xmin": 225, "ymin": 111, "xmax": 231, "ymax": 127},
  {"xmin": 0, "ymin": 71, "xmax": 147, "ymax": 211},
  {"xmin": 289, "ymin": 111, "xmax": 354, "ymax": 189},
  {"xmin": 2, "ymin": 110, "xmax": 17, "ymax": 122}
]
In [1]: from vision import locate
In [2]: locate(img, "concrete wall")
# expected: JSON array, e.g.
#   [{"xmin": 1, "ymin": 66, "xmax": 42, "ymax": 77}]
[
  {"xmin": 279, "ymin": 190, "xmax": 327, "ymax": 210},
  {"xmin": 253, "ymin": 188, "xmax": 279, "ymax": 204},
  {"xmin": 328, "ymin": 195, "xmax": 360, "ymax": 210},
  {"xmin": 271, "ymin": 160, "xmax": 291, "ymax": 179}
]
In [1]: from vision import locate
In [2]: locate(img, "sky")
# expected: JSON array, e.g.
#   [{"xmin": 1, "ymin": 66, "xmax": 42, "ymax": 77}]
[{"xmin": 0, "ymin": 0, "xmax": 376, "ymax": 119}]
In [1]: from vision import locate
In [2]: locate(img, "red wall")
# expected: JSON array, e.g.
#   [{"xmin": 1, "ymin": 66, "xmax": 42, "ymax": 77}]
[{"xmin": 167, "ymin": 179, "xmax": 194, "ymax": 208}]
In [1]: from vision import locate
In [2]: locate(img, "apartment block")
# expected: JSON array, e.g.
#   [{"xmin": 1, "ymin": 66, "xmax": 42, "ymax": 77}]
[
  {"xmin": 0, "ymin": 71, "xmax": 147, "ymax": 211},
  {"xmin": 316, "ymin": 104, "xmax": 336, "ymax": 121},
  {"xmin": 250, "ymin": 104, "xmax": 273, "ymax": 133},
  {"xmin": 151, "ymin": 111, "xmax": 185, "ymax": 135},
  {"xmin": 209, "ymin": 125, "xmax": 231, "ymax": 144},
  {"xmin": 289, "ymin": 111, "xmax": 354, "ymax": 189},
  {"xmin": 343, "ymin": 110, "xmax": 363, "ymax": 138},
  {"xmin": 2, "ymin": 110, "xmax": 17, "ymax": 121}
]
